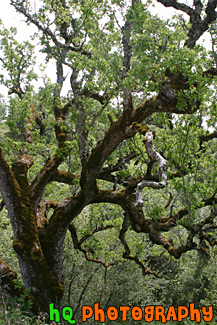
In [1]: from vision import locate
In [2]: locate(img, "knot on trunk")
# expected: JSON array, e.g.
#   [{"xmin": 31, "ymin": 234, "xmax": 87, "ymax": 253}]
[{"xmin": 160, "ymin": 87, "xmax": 176, "ymax": 102}]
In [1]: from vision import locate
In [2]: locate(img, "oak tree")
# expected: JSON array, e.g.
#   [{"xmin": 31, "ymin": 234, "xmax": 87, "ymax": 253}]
[{"xmin": 0, "ymin": 0, "xmax": 217, "ymax": 316}]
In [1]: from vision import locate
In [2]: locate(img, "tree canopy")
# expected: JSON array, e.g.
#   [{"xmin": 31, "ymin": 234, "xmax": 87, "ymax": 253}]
[{"xmin": 0, "ymin": 0, "xmax": 217, "ymax": 321}]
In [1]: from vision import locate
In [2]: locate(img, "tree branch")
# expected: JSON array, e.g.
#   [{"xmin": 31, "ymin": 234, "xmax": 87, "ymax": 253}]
[
  {"xmin": 49, "ymin": 170, "xmax": 80, "ymax": 185},
  {"xmin": 0, "ymin": 148, "xmax": 21, "ymax": 213},
  {"xmin": 0, "ymin": 200, "xmax": 5, "ymax": 212},
  {"xmin": 31, "ymin": 154, "xmax": 65, "ymax": 208},
  {"xmin": 121, "ymin": 7, "xmax": 134, "ymax": 114},
  {"xmin": 119, "ymin": 213, "xmax": 159, "ymax": 277},
  {"xmin": 68, "ymin": 223, "xmax": 114, "ymax": 268},
  {"xmin": 157, "ymin": 0, "xmax": 217, "ymax": 49},
  {"xmin": 100, "ymin": 151, "xmax": 138, "ymax": 174},
  {"xmin": 31, "ymin": 98, "xmax": 70, "ymax": 207},
  {"xmin": 79, "ymin": 225, "xmax": 114, "ymax": 245},
  {"xmin": 10, "ymin": 1, "xmax": 91, "ymax": 58},
  {"xmin": 129, "ymin": 123, "xmax": 168, "ymax": 206},
  {"xmin": 157, "ymin": 0, "xmax": 194, "ymax": 16},
  {"xmin": 36, "ymin": 199, "xmax": 58, "ymax": 237},
  {"xmin": 199, "ymin": 130, "xmax": 217, "ymax": 149}
]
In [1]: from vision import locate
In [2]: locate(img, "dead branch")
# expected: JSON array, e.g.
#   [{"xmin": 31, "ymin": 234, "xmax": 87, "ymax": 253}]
[{"xmin": 130, "ymin": 123, "xmax": 168, "ymax": 206}]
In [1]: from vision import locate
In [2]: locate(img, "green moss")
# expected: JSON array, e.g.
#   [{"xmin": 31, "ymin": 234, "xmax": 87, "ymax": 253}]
[{"xmin": 132, "ymin": 122, "xmax": 148, "ymax": 135}]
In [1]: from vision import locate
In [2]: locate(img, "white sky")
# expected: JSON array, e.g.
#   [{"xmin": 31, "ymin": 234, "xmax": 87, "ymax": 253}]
[
  {"xmin": 0, "ymin": 0, "xmax": 212, "ymax": 98},
  {"xmin": 1, "ymin": 0, "xmax": 178, "ymax": 30}
]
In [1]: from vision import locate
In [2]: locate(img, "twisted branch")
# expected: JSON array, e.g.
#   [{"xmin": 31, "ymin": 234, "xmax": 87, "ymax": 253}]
[
  {"xmin": 130, "ymin": 124, "xmax": 168, "ymax": 206},
  {"xmin": 68, "ymin": 223, "xmax": 114, "ymax": 268}
]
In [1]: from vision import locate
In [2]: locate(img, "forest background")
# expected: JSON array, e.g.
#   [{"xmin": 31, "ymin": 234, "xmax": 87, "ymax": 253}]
[{"xmin": 0, "ymin": 0, "xmax": 217, "ymax": 324}]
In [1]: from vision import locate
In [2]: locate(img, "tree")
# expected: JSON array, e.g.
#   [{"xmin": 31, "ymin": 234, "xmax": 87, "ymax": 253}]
[{"xmin": 0, "ymin": 0, "xmax": 217, "ymax": 317}]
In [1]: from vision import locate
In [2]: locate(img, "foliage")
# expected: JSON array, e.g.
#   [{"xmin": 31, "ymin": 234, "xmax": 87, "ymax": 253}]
[{"xmin": 0, "ymin": 0, "xmax": 217, "ymax": 323}]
